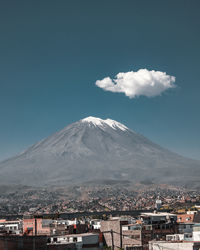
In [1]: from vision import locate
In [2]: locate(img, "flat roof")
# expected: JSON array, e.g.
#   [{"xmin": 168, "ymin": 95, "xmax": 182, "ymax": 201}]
[
  {"xmin": 0, "ymin": 221, "xmax": 21, "ymax": 224},
  {"xmin": 141, "ymin": 213, "xmax": 177, "ymax": 217},
  {"xmin": 122, "ymin": 224, "xmax": 140, "ymax": 227},
  {"xmin": 52, "ymin": 233, "xmax": 99, "ymax": 238},
  {"xmin": 178, "ymin": 222, "xmax": 194, "ymax": 225}
]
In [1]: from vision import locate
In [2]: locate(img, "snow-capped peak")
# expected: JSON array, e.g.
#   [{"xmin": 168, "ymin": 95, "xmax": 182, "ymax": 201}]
[
  {"xmin": 82, "ymin": 116, "xmax": 104, "ymax": 126},
  {"xmin": 81, "ymin": 116, "xmax": 128, "ymax": 131}
]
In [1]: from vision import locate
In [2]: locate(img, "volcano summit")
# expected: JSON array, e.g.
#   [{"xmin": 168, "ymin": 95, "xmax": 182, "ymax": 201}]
[{"xmin": 0, "ymin": 116, "xmax": 199, "ymax": 187}]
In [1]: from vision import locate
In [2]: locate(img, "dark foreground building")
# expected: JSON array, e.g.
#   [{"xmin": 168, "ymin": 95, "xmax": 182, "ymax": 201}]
[{"xmin": 0, "ymin": 235, "xmax": 76, "ymax": 250}]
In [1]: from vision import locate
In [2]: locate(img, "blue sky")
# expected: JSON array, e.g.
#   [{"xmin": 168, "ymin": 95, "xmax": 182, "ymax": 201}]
[{"xmin": 0, "ymin": 0, "xmax": 200, "ymax": 160}]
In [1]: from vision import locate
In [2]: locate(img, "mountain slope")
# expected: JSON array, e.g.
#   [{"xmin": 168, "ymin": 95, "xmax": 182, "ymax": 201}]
[{"xmin": 0, "ymin": 116, "xmax": 200, "ymax": 187}]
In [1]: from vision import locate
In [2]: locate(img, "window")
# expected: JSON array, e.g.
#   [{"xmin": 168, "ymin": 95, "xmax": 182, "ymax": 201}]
[{"xmin": 132, "ymin": 235, "xmax": 140, "ymax": 239}]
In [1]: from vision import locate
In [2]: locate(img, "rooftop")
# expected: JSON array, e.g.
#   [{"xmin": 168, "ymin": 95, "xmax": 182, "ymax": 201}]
[{"xmin": 141, "ymin": 212, "xmax": 177, "ymax": 217}]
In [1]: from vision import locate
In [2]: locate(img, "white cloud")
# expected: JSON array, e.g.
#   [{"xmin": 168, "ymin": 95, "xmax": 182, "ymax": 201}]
[{"xmin": 95, "ymin": 69, "xmax": 176, "ymax": 98}]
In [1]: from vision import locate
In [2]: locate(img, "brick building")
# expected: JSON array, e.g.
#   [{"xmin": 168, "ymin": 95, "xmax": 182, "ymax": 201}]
[{"xmin": 23, "ymin": 217, "xmax": 52, "ymax": 235}]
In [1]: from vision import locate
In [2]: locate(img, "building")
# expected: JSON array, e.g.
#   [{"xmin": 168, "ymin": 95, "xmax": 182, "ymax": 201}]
[
  {"xmin": 0, "ymin": 232, "xmax": 102, "ymax": 249},
  {"xmin": 192, "ymin": 223, "xmax": 200, "ymax": 241},
  {"xmin": 101, "ymin": 217, "xmax": 129, "ymax": 249},
  {"xmin": 149, "ymin": 240, "xmax": 200, "ymax": 250},
  {"xmin": 101, "ymin": 213, "xmax": 178, "ymax": 250},
  {"xmin": 178, "ymin": 222, "xmax": 194, "ymax": 234},
  {"xmin": 177, "ymin": 213, "xmax": 196, "ymax": 223},
  {"xmin": 140, "ymin": 212, "xmax": 178, "ymax": 249},
  {"xmin": 0, "ymin": 235, "xmax": 48, "ymax": 250},
  {"xmin": 0, "ymin": 220, "xmax": 22, "ymax": 234},
  {"xmin": 23, "ymin": 216, "xmax": 53, "ymax": 235},
  {"xmin": 48, "ymin": 232, "xmax": 101, "ymax": 249},
  {"xmin": 166, "ymin": 233, "xmax": 192, "ymax": 241},
  {"xmin": 155, "ymin": 198, "xmax": 162, "ymax": 210},
  {"xmin": 140, "ymin": 212, "xmax": 177, "ymax": 225},
  {"xmin": 90, "ymin": 219, "xmax": 101, "ymax": 230},
  {"xmin": 68, "ymin": 224, "xmax": 88, "ymax": 235},
  {"xmin": 122, "ymin": 224, "xmax": 142, "ymax": 249}
]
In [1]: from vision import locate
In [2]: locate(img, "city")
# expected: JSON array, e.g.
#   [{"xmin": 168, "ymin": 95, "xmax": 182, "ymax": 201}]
[
  {"xmin": 0, "ymin": 184, "xmax": 200, "ymax": 216},
  {"xmin": 1, "ymin": 195, "xmax": 200, "ymax": 249}
]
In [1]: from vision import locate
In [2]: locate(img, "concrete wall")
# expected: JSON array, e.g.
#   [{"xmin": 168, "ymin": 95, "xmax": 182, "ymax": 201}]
[
  {"xmin": 149, "ymin": 241, "xmax": 200, "ymax": 250},
  {"xmin": 193, "ymin": 231, "xmax": 200, "ymax": 241},
  {"xmin": 47, "ymin": 243, "xmax": 77, "ymax": 249},
  {"xmin": 122, "ymin": 230, "xmax": 142, "ymax": 248},
  {"xmin": 0, "ymin": 235, "xmax": 48, "ymax": 250},
  {"xmin": 101, "ymin": 220, "xmax": 121, "ymax": 249}
]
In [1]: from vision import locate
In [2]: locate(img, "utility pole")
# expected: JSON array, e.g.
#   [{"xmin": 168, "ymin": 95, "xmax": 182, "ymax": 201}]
[
  {"xmin": 120, "ymin": 224, "xmax": 122, "ymax": 249},
  {"xmin": 111, "ymin": 229, "xmax": 114, "ymax": 250},
  {"xmin": 35, "ymin": 218, "xmax": 37, "ymax": 236}
]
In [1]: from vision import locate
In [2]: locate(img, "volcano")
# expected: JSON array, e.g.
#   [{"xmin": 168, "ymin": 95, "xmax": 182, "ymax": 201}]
[{"xmin": 0, "ymin": 116, "xmax": 199, "ymax": 187}]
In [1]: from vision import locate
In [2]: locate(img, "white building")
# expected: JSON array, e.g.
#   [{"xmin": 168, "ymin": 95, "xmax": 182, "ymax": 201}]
[
  {"xmin": 166, "ymin": 233, "xmax": 192, "ymax": 241},
  {"xmin": 140, "ymin": 212, "xmax": 177, "ymax": 224},
  {"xmin": 90, "ymin": 219, "xmax": 101, "ymax": 230},
  {"xmin": 66, "ymin": 218, "xmax": 78, "ymax": 226},
  {"xmin": 49, "ymin": 232, "xmax": 101, "ymax": 250},
  {"xmin": 193, "ymin": 223, "xmax": 200, "ymax": 241},
  {"xmin": 155, "ymin": 197, "xmax": 162, "ymax": 210},
  {"xmin": 149, "ymin": 240, "xmax": 200, "ymax": 250},
  {"xmin": 0, "ymin": 220, "xmax": 22, "ymax": 234}
]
